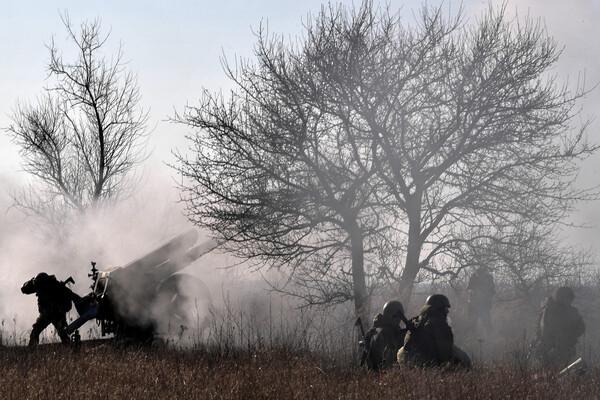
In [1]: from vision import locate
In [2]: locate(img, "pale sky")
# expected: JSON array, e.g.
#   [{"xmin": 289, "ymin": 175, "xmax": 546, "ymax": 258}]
[{"xmin": 1, "ymin": 0, "xmax": 600, "ymax": 242}]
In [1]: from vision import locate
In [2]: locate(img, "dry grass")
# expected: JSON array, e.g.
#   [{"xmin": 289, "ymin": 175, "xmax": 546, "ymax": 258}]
[{"xmin": 0, "ymin": 344, "xmax": 598, "ymax": 400}]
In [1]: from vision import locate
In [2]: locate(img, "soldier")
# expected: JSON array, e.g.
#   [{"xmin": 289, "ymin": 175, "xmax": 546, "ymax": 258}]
[
  {"xmin": 362, "ymin": 300, "xmax": 407, "ymax": 371},
  {"xmin": 467, "ymin": 266, "xmax": 495, "ymax": 332},
  {"xmin": 21, "ymin": 272, "xmax": 76, "ymax": 346},
  {"xmin": 537, "ymin": 286, "xmax": 585, "ymax": 369},
  {"xmin": 398, "ymin": 294, "xmax": 471, "ymax": 369}
]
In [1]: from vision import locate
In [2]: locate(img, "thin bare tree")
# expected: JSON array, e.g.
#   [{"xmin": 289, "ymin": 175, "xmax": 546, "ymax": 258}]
[{"xmin": 7, "ymin": 15, "xmax": 148, "ymax": 221}]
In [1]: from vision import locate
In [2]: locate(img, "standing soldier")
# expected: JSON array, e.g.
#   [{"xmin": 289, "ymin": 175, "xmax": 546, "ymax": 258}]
[
  {"xmin": 537, "ymin": 286, "xmax": 585, "ymax": 369},
  {"xmin": 398, "ymin": 294, "xmax": 471, "ymax": 369},
  {"xmin": 21, "ymin": 272, "xmax": 76, "ymax": 346},
  {"xmin": 467, "ymin": 266, "xmax": 495, "ymax": 332},
  {"xmin": 361, "ymin": 300, "xmax": 407, "ymax": 371}
]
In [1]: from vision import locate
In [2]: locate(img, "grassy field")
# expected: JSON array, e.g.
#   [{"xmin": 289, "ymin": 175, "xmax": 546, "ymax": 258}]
[{"xmin": 0, "ymin": 344, "xmax": 597, "ymax": 400}]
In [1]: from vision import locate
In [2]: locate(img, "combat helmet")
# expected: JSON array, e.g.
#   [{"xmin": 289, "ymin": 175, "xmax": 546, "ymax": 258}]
[
  {"xmin": 425, "ymin": 294, "xmax": 451, "ymax": 309},
  {"xmin": 34, "ymin": 272, "xmax": 51, "ymax": 284},
  {"xmin": 554, "ymin": 286, "xmax": 575, "ymax": 305},
  {"xmin": 382, "ymin": 300, "xmax": 404, "ymax": 319}
]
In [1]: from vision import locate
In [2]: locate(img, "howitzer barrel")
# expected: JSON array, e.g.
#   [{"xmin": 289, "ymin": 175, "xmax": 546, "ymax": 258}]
[
  {"xmin": 153, "ymin": 238, "xmax": 220, "ymax": 277},
  {"xmin": 123, "ymin": 229, "xmax": 199, "ymax": 272}
]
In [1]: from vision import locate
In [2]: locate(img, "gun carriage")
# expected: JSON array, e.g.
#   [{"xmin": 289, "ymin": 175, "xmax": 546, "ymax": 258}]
[{"xmin": 68, "ymin": 229, "xmax": 216, "ymax": 343}]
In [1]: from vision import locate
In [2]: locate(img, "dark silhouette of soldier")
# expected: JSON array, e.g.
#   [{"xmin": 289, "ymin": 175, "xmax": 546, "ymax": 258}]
[
  {"xmin": 467, "ymin": 266, "xmax": 495, "ymax": 332},
  {"xmin": 537, "ymin": 286, "xmax": 585, "ymax": 368},
  {"xmin": 363, "ymin": 300, "xmax": 407, "ymax": 371},
  {"xmin": 398, "ymin": 294, "xmax": 471, "ymax": 369},
  {"xmin": 21, "ymin": 272, "xmax": 76, "ymax": 346}
]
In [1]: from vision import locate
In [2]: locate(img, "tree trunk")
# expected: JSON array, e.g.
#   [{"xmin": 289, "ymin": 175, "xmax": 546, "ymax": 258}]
[
  {"xmin": 348, "ymin": 219, "xmax": 370, "ymax": 329},
  {"xmin": 399, "ymin": 193, "xmax": 423, "ymax": 306}
]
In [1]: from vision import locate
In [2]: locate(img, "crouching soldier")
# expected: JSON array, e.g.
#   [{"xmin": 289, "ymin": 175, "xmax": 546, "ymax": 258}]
[
  {"xmin": 361, "ymin": 300, "xmax": 407, "ymax": 371},
  {"xmin": 397, "ymin": 294, "xmax": 471, "ymax": 369},
  {"xmin": 21, "ymin": 272, "xmax": 77, "ymax": 346}
]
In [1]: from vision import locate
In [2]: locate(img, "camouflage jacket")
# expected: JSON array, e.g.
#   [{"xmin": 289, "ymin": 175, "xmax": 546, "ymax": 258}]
[
  {"xmin": 21, "ymin": 275, "xmax": 73, "ymax": 315},
  {"xmin": 539, "ymin": 298, "xmax": 585, "ymax": 350},
  {"xmin": 402, "ymin": 309, "xmax": 454, "ymax": 367},
  {"xmin": 366, "ymin": 313, "xmax": 406, "ymax": 371},
  {"xmin": 467, "ymin": 270, "xmax": 495, "ymax": 306}
]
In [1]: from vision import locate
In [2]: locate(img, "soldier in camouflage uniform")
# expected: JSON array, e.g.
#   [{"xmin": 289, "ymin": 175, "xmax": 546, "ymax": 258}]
[
  {"xmin": 21, "ymin": 272, "xmax": 75, "ymax": 346},
  {"xmin": 537, "ymin": 286, "xmax": 585, "ymax": 369},
  {"xmin": 364, "ymin": 300, "xmax": 407, "ymax": 371},
  {"xmin": 398, "ymin": 294, "xmax": 471, "ymax": 369}
]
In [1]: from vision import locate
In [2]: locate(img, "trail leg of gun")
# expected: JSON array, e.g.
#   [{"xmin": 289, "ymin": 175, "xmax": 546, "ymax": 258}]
[{"xmin": 66, "ymin": 305, "xmax": 98, "ymax": 334}]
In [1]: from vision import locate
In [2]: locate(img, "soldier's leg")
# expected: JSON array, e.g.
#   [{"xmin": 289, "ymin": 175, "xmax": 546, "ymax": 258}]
[
  {"xmin": 481, "ymin": 303, "xmax": 493, "ymax": 331},
  {"xmin": 468, "ymin": 302, "xmax": 482, "ymax": 333},
  {"xmin": 51, "ymin": 315, "xmax": 71, "ymax": 345},
  {"xmin": 555, "ymin": 346, "xmax": 577, "ymax": 369},
  {"xmin": 29, "ymin": 314, "xmax": 51, "ymax": 346}
]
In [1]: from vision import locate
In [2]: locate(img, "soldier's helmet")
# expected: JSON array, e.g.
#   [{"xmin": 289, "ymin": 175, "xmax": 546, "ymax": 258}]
[
  {"xmin": 382, "ymin": 300, "xmax": 404, "ymax": 319},
  {"xmin": 425, "ymin": 294, "xmax": 451, "ymax": 309},
  {"xmin": 34, "ymin": 272, "xmax": 51, "ymax": 285},
  {"xmin": 554, "ymin": 286, "xmax": 575, "ymax": 305}
]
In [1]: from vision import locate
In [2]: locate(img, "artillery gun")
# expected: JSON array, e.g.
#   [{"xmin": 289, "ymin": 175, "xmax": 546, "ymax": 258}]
[{"xmin": 68, "ymin": 229, "xmax": 217, "ymax": 344}]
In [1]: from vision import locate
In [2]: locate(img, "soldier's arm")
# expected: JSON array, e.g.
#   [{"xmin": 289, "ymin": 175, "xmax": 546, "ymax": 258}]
[
  {"xmin": 21, "ymin": 278, "xmax": 36, "ymax": 294},
  {"xmin": 380, "ymin": 332, "xmax": 399, "ymax": 369},
  {"xmin": 369, "ymin": 332, "xmax": 388, "ymax": 370}
]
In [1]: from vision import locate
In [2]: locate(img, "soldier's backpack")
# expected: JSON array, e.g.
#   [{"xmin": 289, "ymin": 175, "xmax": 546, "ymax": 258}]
[{"xmin": 47, "ymin": 276, "xmax": 75, "ymax": 313}]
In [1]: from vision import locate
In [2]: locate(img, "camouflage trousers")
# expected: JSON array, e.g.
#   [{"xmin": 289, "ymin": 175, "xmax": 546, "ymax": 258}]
[{"xmin": 29, "ymin": 312, "xmax": 70, "ymax": 346}]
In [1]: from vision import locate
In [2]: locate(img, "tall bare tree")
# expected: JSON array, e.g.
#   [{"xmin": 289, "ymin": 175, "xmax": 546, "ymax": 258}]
[
  {"xmin": 176, "ymin": 1, "xmax": 596, "ymax": 314},
  {"xmin": 7, "ymin": 16, "xmax": 148, "ymax": 220},
  {"xmin": 173, "ymin": 43, "xmax": 389, "ymax": 322},
  {"xmin": 307, "ymin": 3, "xmax": 597, "ymax": 300}
]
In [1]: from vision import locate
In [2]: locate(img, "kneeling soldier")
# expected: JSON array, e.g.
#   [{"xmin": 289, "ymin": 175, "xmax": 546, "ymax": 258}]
[
  {"xmin": 398, "ymin": 294, "xmax": 471, "ymax": 369},
  {"xmin": 363, "ymin": 300, "xmax": 407, "ymax": 371}
]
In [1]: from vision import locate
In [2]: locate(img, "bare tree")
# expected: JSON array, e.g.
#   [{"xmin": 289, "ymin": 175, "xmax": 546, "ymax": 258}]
[
  {"xmin": 308, "ymin": 3, "xmax": 597, "ymax": 300},
  {"xmin": 453, "ymin": 223, "xmax": 594, "ymax": 304},
  {"xmin": 6, "ymin": 15, "xmax": 148, "ymax": 220},
  {"xmin": 173, "ymin": 13, "xmax": 401, "ymax": 321},
  {"xmin": 176, "ymin": 1, "xmax": 596, "ymax": 314}
]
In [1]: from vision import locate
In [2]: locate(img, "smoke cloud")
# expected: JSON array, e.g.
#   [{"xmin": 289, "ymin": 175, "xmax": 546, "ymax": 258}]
[{"xmin": 0, "ymin": 167, "xmax": 237, "ymax": 342}]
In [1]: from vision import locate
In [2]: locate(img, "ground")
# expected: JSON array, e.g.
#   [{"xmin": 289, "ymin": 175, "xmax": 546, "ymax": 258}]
[{"xmin": 0, "ymin": 343, "xmax": 597, "ymax": 399}]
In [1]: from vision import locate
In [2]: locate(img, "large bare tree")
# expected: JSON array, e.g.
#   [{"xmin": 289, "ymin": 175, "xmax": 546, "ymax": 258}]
[
  {"xmin": 174, "ymin": 36, "xmax": 390, "ymax": 322},
  {"xmin": 307, "ymin": 3, "xmax": 597, "ymax": 300},
  {"xmin": 7, "ymin": 16, "xmax": 148, "ymax": 220},
  {"xmin": 176, "ymin": 1, "xmax": 596, "ymax": 315}
]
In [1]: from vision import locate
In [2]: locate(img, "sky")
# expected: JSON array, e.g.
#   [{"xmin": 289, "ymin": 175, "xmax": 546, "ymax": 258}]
[
  {"xmin": 1, "ymin": 0, "xmax": 600, "ymax": 254},
  {"xmin": 1, "ymin": 0, "xmax": 599, "ymax": 171}
]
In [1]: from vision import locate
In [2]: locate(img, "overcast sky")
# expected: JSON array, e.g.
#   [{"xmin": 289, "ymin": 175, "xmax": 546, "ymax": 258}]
[{"xmin": 1, "ymin": 0, "xmax": 600, "ymax": 244}]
